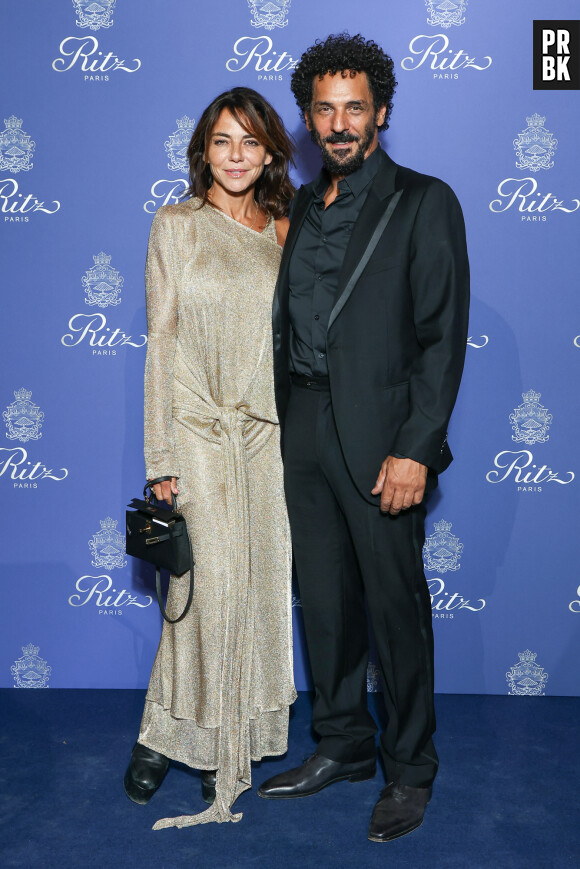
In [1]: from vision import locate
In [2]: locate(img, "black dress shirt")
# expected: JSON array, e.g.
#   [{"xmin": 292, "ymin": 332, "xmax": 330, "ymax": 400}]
[{"xmin": 288, "ymin": 146, "xmax": 382, "ymax": 376}]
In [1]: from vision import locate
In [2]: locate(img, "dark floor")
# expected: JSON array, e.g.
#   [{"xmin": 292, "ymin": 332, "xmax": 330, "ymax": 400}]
[{"xmin": 1, "ymin": 690, "xmax": 578, "ymax": 868}]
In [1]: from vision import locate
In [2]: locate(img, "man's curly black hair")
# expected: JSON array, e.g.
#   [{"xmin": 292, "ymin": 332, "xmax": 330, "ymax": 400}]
[{"xmin": 290, "ymin": 33, "xmax": 397, "ymax": 132}]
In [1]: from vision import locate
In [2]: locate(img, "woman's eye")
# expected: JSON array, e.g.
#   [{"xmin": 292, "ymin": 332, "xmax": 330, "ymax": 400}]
[
  {"xmin": 213, "ymin": 139, "xmax": 227, "ymax": 145},
  {"xmin": 245, "ymin": 140, "xmax": 259, "ymax": 147}
]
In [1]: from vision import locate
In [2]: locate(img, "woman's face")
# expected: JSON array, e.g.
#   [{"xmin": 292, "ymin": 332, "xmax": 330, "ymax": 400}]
[{"xmin": 206, "ymin": 108, "xmax": 272, "ymax": 197}]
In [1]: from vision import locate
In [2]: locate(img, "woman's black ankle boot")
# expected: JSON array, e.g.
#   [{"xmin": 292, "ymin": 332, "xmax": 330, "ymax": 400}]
[
  {"xmin": 124, "ymin": 743, "xmax": 170, "ymax": 805},
  {"xmin": 201, "ymin": 770, "xmax": 217, "ymax": 804}
]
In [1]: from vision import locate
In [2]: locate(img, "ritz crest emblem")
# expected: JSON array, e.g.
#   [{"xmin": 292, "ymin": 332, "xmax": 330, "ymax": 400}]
[
  {"xmin": 3, "ymin": 389, "xmax": 44, "ymax": 443},
  {"xmin": 11, "ymin": 644, "xmax": 51, "ymax": 688},
  {"xmin": 247, "ymin": 0, "xmax": 291, "ymax": 30},
  {"xmin": 514, "ymin": 114, "xmax": 558, "ymax": 173},
  {"xmin": 0, "ymin": 116, "xmax": 36, "ymax": 174},
  {"xmin": 366, "ymin": 662, "xmax": 382, "ymax": 693},
  {"xmin": 82, "ymin": 252, "xmax": 123, "ymax": 308},
  {"xmin": 423, "ymin": 519, "xmax": 463, "ymax": 573},
  {"xmin": 510, "ymin": 390, "xmax": 552, "ymax": 446},
  {"xmin": 73, "ymin": 0, "xmax": 116, "ymax": 30},
  {"xmin": 164, "ymin": 117, "xmax": 196, "ymax": 173},
  {"xmin": 506, "ymin": 650, "xmax": 548, "ymax": 696},
  {"xmin": 425, "ymin": 0, "xmax": 467, "ymax": 28},
  {"xmin": 89, "ymin": 517, "xmax": 127, "ymax": 569}
]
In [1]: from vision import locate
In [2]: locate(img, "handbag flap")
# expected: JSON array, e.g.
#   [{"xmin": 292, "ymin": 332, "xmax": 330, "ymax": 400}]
[{"xmin": 127, "ymin": 498, "xmax": 183, "ymax": 523}]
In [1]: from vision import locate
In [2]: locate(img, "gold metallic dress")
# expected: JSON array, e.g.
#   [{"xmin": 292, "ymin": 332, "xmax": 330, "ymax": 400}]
[{"xmin": 138, "ymin": 198, "xmax": 295, "ymax": 829}]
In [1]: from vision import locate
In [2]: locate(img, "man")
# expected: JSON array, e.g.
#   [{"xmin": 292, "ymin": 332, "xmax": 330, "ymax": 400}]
[{"xmin": 258, "ymin": 34, "xmax": 469, "ymax": 842}]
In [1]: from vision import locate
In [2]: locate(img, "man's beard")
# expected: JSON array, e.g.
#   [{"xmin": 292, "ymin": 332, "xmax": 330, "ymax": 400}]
[{"xmin": 310, "ymin": 114, "xmax": 378, "ymax": 175}]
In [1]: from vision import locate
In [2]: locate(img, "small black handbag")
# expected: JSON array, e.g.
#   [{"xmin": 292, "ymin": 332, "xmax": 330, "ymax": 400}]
[{"xmin": 125, "ymin": 476, "xmax": 194, "ymax": 624}]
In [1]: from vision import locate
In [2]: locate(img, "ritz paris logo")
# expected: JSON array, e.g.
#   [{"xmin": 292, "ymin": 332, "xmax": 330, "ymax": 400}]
[
  {"xmin": 52, "ymin": 1, "xmax": 141, "ymax": 82},
  {"xmin": 489, "ymin": 114, "xmax": 580, "ymax": 221},
  {"xmin": 401, "ymin": 2, "xmax": 492, "ymax": 81},
  {"xmin": 143, "ymin": 116, "xmax": 194, "ymax": 213},
  {"xmin": 68, "ymin": 516, "xmax": 152, "ymax": 615},
  {"xmin": 2, "ymin": 389, "xmax": 69, "ymax": 489},
  {"xmin": 226, "ymin": 1, "xmax": 297, "ymax": 82},
  {"xmin": 60, "ymin": 252, "xmax": 146, "ymax": 356},
  {"xmin": 423, "ymin": 519, "xmax": 486, "ymax": 619},
  {"xmin": 486, "ymin": 390, "xmax": 575, "ymax": 492},
  {"xmin": 0, "ymin": 116, "xmax": 60, "ymax": 224}
]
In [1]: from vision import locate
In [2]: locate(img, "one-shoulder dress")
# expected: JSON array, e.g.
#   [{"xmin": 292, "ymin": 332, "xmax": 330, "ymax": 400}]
[{"xmin": 138, "ymin": 198, "xmax": 296, "ymax": 828}]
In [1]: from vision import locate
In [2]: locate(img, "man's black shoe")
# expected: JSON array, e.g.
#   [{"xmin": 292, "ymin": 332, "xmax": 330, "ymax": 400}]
[
  {"xmin": 123, "ymin": 743, "xmax": 170, "ymax": 805},
  {"xmin": 368, "ymin": 782, "xmax": 432, "ymax": 842},
  {"xmin": 257, "ymin": 753, "xmax": 376, "ymax": 799}
]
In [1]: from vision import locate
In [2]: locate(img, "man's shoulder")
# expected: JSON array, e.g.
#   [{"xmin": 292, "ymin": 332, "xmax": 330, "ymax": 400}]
[{"xmin": 394, "ymin": 161, "xmax": 460, "ymax": 205}]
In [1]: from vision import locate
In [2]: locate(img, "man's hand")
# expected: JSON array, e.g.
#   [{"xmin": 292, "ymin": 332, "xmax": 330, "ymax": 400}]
[
  {"xmin": 152, "ymin": 477, "xmax": 178, "ymax": 506},
  {"xmin": 371, "ymin": 456, "xmax": 427, "ymax": 515}
]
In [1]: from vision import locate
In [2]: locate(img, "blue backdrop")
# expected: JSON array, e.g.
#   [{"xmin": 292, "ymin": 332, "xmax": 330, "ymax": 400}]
[{"xmin": 2, "ymin": 1, "xmax": 579, "ymax": 697}]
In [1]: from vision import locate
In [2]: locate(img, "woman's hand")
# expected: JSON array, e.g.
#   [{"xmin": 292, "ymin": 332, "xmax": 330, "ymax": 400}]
[{"xmin": 152, "ymin": 477, "xmax": 179, "ymax": 506}]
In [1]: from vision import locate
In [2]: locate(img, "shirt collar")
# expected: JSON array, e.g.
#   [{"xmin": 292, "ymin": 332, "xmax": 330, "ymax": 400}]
[{"xmin": 313, "ymin": 144, "xmax": 383, "ymax": 201}]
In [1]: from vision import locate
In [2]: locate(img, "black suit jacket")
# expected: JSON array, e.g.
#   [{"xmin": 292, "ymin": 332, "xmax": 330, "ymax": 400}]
[{"xmin": 273, "ymin": 150, "xmax": 470, "ymax": 504}]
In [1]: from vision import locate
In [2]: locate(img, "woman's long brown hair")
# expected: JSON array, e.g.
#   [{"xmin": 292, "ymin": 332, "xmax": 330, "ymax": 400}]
[{"xmin": 186, "ymin": 87, "xmax": 295, "ymax": 219}]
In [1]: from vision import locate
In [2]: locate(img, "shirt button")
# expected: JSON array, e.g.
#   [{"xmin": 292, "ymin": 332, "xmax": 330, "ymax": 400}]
[
  {"xmin": 315, "ymin": 273, "xmax": 322, "ymax": 281},
  {"xmin": 318, "ymin": 352, "xmax": 325, "ymax": 358},
  {"xmin": 314, "ymin": 314, "xmax": 320, "ymax": 320},
  {"xmin": 322, "ymin": 237, "xmax": 327, "ymax": 244}
]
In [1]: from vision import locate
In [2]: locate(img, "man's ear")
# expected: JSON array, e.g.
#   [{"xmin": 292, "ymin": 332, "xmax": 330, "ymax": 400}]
[
  {"xmin": 304, "ymin": 111, "xmax": 312, "ymax": 132},
  {"xmin": 376, "ymin": 104, "xmax": 387, "ymax": 128}
]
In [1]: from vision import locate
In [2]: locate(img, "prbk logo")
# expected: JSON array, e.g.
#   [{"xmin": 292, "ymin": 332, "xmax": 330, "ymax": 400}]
[
  {"xmin": 1, "ymin": 117, "xmax": 61, "ymax": 224},
  {"xmin": 423, "ymin": 520, "xmax": 485, "ymax": 618},
  {"xmin": 52, "ymin": 2, "xmax": 141, "ymax": 82},
  {"xmin": 11, "ymin": 644, "xmax": 51, "ymax": 688},
  {"xmin": 486, "ymin": 390, "xmax": 574, "ymax": 492},
  {"xmin": 226, "ymin": 1, "xmax": 297, "ymax": 81},
  {"xmin": 402, "ymin": 2, "xmax": 491, "ymax": 80},
  {"xmin": 143, "ymin": 117, "xmax": 192, "ymax": 213},
  {"xmin": 533, "ymin": 20, "xmax": 580, "ymax": 91},
  {"xmin": 82, "ymin": 252, "xmax": 123, "ymax": 307},
  {"xmin": 73, "ymin": 0, "xmax": 116, "ymax": 29},
  {"xmin": 1, "ymin": 389, "xmax": 69, "ymax": 489},
  {"xmin": 3, "ymin": 388, "xmax": 44, "ymax": 443},
  {"xmin": 425, "ymin": 0, "xmax": 467, "ymax": 29},
  {"xmin": 61, "ymin": 253, "xmax": 146, "ymax": 356},
  {"xmin": 489, "ymin": 114, "xmax": 579, "ymax": 221},
  {"xmin": 506, "ymin": 650, "xmax": 548, "ymax": 696},
  {"xmin": 89, "ymin": 517, "xmax": 127, "ymax": 569}
]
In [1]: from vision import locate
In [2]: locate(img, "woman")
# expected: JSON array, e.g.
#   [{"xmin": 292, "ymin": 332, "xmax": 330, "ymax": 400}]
[{"xmin": 124, "ymin": 87, "xmax": 296, "ymax": 829}]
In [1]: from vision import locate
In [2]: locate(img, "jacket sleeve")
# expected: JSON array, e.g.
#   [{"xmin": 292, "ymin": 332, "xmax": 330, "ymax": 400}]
[
  {"xmin": 143, "ymin": 206, "xmax": 181, "ymax": 480},
  {"xmin": 391, "ymin": 179, "xmax": 470, "ymax": 471}
]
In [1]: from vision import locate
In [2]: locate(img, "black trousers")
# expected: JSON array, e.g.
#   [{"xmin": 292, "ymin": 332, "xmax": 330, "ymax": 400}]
[{"xmin": 283, "ymin": 382, "xmax": 438, "ymax": 788}]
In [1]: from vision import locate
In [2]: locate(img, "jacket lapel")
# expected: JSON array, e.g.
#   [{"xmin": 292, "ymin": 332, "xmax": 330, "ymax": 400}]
[{"xmin": 328, "ymin": 151, "xmax": 400, "ymax": 331}]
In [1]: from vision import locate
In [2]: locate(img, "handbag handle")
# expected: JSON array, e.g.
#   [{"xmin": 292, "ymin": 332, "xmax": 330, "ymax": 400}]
[
  {"xmin": 145, "ymin": 475, "xmax": 194, "ymax": 625},
  {"xmin": 145, "ymin": 475, "xmax": 178, "ymax": 512}
]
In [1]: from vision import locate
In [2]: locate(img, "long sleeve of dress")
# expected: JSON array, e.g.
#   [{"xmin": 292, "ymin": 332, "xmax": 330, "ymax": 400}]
[{"xmin": 144, "ymin": 207, "xmax": 181, "ymax": 480}]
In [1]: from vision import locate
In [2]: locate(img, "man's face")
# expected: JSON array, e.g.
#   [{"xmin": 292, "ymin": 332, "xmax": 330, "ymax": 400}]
[{"xmin": 305, "ymin": 71, "xmax": 386, "ymax": 176}]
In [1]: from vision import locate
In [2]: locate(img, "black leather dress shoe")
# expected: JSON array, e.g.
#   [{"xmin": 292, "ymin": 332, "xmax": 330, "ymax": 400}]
[
  {"xmin": 123, "ymin": 743, "xmax": 170, "ymax": 805},
  {"xmin": 201, "ymin": 770, "xmax": 216, "ymax": 804},
  {"xmin": 257, "ymin": 753, "xmax": 376, "ymax": 799},
  {"xmin": 368, "ymin": 782, "xmax": 432, "ymax": 842}
]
